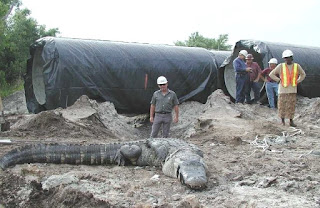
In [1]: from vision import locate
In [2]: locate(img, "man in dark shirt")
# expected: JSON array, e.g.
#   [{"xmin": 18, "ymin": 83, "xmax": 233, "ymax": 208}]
[
  {"xmin": 150, "ymin": 76, "xmax": 179, "ymax": 138},
  {"xmin": 261, "ymin": 58, "xmax": 278, "ymax": 108},
  {"xmin": 232, "ymin": 50, "xmax": 252, "ymax": 103},
  {"xmin": 245, "ymin": 54, "xmax": 262, "ymax": 104}
]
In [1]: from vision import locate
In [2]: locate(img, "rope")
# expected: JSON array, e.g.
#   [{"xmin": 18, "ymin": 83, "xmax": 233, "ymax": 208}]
[{"xmin": 248, "ymin": 127, "xmax": 304, "ymax": 155}]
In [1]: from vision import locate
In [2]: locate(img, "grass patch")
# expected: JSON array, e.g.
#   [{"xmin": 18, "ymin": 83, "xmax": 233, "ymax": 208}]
[{"xmin": 0, "ymin": 79, "xmax": 24, "ymax": 98}]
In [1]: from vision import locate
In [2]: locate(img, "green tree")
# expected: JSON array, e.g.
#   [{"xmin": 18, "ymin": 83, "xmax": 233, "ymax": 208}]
[
  {"xmin": 0, "ymin": 0, "xmax": 20, "ymax": 52},
  {"xmin": 174, "ymin": 32, "xmax": 232, "ymax": 51},
  {"xmin": 0, "ymin": 1, "xmax": 59, "ymax": 86}
]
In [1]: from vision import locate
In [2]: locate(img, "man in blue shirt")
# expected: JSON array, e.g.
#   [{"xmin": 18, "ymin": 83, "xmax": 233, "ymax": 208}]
[{"xmin": 233, "ymin": 50, "xmax": 252, "ymax": 103}]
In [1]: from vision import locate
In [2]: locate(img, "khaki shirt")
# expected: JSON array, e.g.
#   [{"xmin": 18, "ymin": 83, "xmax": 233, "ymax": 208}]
[
  {"xmin": 150, "ymin": 89, "xmax": 179, "ymax": 113},
  {"xmin": 269, "ymin": 62, "xmax": 306, "ymax": 94}
]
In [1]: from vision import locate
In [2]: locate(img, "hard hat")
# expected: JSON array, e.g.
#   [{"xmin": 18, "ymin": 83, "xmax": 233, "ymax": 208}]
[
  {"xmin": 239, "ymin": 50, "xmax": 248, "ymax": 57},
  {"xmin": 282, "ymin": 49, "xmax": 293, "ymax": 58},
  {"xmin": 157, "ymin": 76, "xmax": 168, "ymax": 85},
  {"xmin": 268, "ymin": 58, "xmax": 278, "ymax": 64},
  {"xmin": 246, "ymin": 54, "xmax": 254, "ymax": 60}
]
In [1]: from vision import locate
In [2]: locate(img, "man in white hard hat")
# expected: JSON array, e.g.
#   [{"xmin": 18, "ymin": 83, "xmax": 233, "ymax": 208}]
[
  {"xmin": 149, "ymin": 76, "xmax": 179, "ymax": 138},
  {"xmin": 245, "ymin": 54, "xmax": 262, "ymax": 104},
  {"xmin": 232, "ymin": 50, "xmax": 252, "ymax": 104},
  {"xmin": 261, "ymin": 58, "xmax": 279, "ymax": 108},
  {"xmin": 269, "ymin": 50, "xmax": 306, "ymax": 127}
]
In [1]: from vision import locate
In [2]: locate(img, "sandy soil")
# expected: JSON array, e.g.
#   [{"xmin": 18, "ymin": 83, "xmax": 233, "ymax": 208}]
[{"xmin": 0, "ymin": 90, "xmax": 320, "ymax": 208}]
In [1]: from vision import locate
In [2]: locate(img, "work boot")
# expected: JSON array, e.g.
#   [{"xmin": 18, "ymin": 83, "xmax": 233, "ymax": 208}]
[
  {"xmin": 245, "ymin": 100, "xmax": 253, "ymax": 104},
  {"xmin": 281, "ymin": 118, "xmax": 285, "ymax": 126},
  {"xmin": 290, "ymin": 119, "xmax": 297, "ymax": 127}
]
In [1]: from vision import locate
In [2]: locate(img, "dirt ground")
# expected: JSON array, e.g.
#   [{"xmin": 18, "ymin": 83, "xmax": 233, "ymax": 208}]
[{"xmin": 0, "ymin": 90, "xmax": 320, "ymax": 208}]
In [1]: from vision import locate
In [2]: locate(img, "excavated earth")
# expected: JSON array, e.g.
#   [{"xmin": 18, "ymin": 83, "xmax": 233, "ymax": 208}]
[{"xmin": 0, "ymin": 90, "xmax": 320, "ymax": 208}]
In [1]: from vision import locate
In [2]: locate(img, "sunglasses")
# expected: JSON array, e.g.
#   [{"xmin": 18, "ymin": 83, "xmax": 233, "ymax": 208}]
[{"xmin": 159, "ymin": 84, "xmax": 166, "ymax": 86}]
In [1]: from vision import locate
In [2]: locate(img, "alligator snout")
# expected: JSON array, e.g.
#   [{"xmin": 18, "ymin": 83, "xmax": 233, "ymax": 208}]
[{"xmin": 177, "ymin": 160, "xmax": 207, "ymax": 190}]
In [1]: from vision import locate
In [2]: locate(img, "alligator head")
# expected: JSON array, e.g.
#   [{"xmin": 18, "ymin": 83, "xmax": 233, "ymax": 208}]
[
  {"xmin": 177, "ymin": 159, "xmax": 208, "ymax": 190},
  {"xmin": 162, "ymin": 149, "xmax": 208, "ymax": 190}
]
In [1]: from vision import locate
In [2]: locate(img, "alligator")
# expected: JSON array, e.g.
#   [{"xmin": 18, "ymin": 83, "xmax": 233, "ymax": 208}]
[{"xmin": 0, "ymin": 138, "xmax": 208, "ymax": 190}]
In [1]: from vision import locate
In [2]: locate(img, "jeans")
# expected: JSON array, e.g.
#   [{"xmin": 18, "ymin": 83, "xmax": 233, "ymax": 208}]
[
  {"xmin": 235, "ymin": 74, "xmax": 249, "ymax": 103},
  {"xmin": 245, "ymin": 81, "xmax": 260, "ymax": 103},
  {"xmin": 265, "ymin": 82, "xmax": 278, "ymax": 108}
]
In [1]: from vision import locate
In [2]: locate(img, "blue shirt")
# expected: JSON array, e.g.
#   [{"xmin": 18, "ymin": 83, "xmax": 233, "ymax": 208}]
[{"xmin": 233, "ymin": 57, "xmax": 247, "ymax": 73}]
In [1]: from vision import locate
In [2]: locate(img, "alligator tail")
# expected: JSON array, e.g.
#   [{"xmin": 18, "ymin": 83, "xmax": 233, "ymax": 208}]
[{"xmin": 0, "ymin": 143, "xmax": 123, "ymax": 170}]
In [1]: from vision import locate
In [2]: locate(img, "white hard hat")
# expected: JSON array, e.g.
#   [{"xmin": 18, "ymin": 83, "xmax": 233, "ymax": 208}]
[
  {"xmin": 268, "ymin": 58, "xmax": 278, "ymax": 64},
  {"xmin": 157, "ymin": 76, "xmax": 168, "ymax": 85},
  {"xmin": 282, "ymin": 49, "xmax": 293, "ymax": 58},
  {"xmin": 246, "ymin": 54, "xmax": 254, "ymax": 60},
  {"xmin": 239, "ymin": 50, "xmax": 248, "ymax": 57}
]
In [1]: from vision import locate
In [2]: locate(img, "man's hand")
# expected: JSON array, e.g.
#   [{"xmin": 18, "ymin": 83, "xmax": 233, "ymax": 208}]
[
  {"xmin": 246, "ymin": 68, "xmax": 252, "ymax": 73},
  {"xmin": 150, "ymin": 104, "xmax": 155, "ymax": 123},
  {"xmin": 173, "ymin": 105, "xmax": 179, "ymax": 123}
]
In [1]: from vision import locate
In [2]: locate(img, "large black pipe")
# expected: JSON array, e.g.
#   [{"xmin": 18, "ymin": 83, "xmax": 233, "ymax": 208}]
[
  {"xmin": 25, "ymin": 37, "xmax": 221, "ymax": 113},
  {"xmin": 219, "ymin": 40, "xmax": 320, "ymax": 101},
  {"xmin": 209, "ymin": 50, "xmax": 232, "ymax": 91}
]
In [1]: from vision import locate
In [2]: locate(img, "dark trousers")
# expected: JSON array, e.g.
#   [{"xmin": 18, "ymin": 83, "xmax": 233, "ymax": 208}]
[
  {"xmin": 235, "ymin": 74, "xmax": 249, "ymax": 103},
  {"xmin": 151, "ymin": 113, "xmax": 172, "ymax": 138},
  {"xmin": 245, "ymin": 81, "xmax": 260, "ymax": 103}
]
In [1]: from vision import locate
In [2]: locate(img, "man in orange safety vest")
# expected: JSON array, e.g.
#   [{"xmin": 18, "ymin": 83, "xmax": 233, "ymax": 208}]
[{"xmin": 269, "ymin": 49, "xmax": 306, "ymax": 127}]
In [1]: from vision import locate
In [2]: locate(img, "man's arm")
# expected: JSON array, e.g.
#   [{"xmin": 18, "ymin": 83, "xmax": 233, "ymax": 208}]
[
  {"xmin": 233, "ymin": 59, "xmax": 252, "ymax": 73},
  {"xmin": 233, "ymin": 59, "xmax": 246, "ymax": 73},
  {"xmin": 254, "ymin": 64, "xmax": 262, "ymax": 82},
  {"xmin": 254, "ymin": 72, "xmax": 262, "ymax": 82},
  {"xmin": 269, "ymin": 65, "xmax": 281, "ymax": 82},
  {"xmin": 150, "ymin": 104, "xmax": 155, "ymax": 123},
  {"xmin": 297, "ymin": 64, "xmax": 306, "ymax": 83},
  {"xmin": 173, "ymin": 105, "xmax": 179, "ymax": 123}
]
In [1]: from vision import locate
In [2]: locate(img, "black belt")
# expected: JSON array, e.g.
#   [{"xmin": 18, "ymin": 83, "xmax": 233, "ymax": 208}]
[{"xmin": 156, "ymin": 112, "xmax": 171, "ymax": 114}]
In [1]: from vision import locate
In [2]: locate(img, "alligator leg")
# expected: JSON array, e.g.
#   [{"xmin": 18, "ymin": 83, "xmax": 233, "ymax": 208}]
[{"xmin": 115, "ymin": 144, "xmax": 142, "ymax": 165}]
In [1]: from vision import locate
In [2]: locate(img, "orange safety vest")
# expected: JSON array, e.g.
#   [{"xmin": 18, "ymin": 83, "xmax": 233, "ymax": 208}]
[{"xmin": 281, "ymin": 63, "xmax": 298, "ymax": 87}]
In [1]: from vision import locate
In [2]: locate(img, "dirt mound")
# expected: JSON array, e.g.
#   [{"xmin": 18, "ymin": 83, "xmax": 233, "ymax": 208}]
[
  {"xmin": 3, "ymin": 97, "xmax": 112, "ymax": 141},
  {"xmin": 21, "ymin": 111, "xmax": 65, "ymax": 130},
  {"xmin": 171, "ymin": 90, "xmax": 240, "ymax": 139},
  {"xmin": 7, "ymin": 109, "xmax": 114, "ymax": 140},
  {"xmin": 3, "ymin": 95, "xmax": 143, "ymax": 142},
  {"xmin": 296, "ymin": 96, "xmax": 320, "ymax": 125}
]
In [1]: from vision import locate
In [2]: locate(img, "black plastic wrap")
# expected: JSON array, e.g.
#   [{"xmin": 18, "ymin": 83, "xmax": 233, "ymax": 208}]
[
  {"xmin": 25, "ymin": 37, "xmax": 219, "ymax": 113},
  {"xmin": 209, "ymin": 51, "xmax": 232, "ymax": 90},
  {"xmin": 210, "ymin": 51, "xmax": 231, "ymax": 68},
  {"xmin": 220, "ymin": 40, "xmax": 320, "ymax": 100}
]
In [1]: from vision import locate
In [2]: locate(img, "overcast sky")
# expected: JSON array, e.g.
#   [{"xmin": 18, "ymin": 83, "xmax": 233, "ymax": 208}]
[{"xmin": 21, "ymin": 0, "xmax": 320, "ymax": 48}]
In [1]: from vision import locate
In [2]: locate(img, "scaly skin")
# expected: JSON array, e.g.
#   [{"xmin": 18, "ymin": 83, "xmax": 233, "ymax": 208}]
[{"xmin": 0, "ymin": 138, "xmax": 208, "ymax": 190}]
